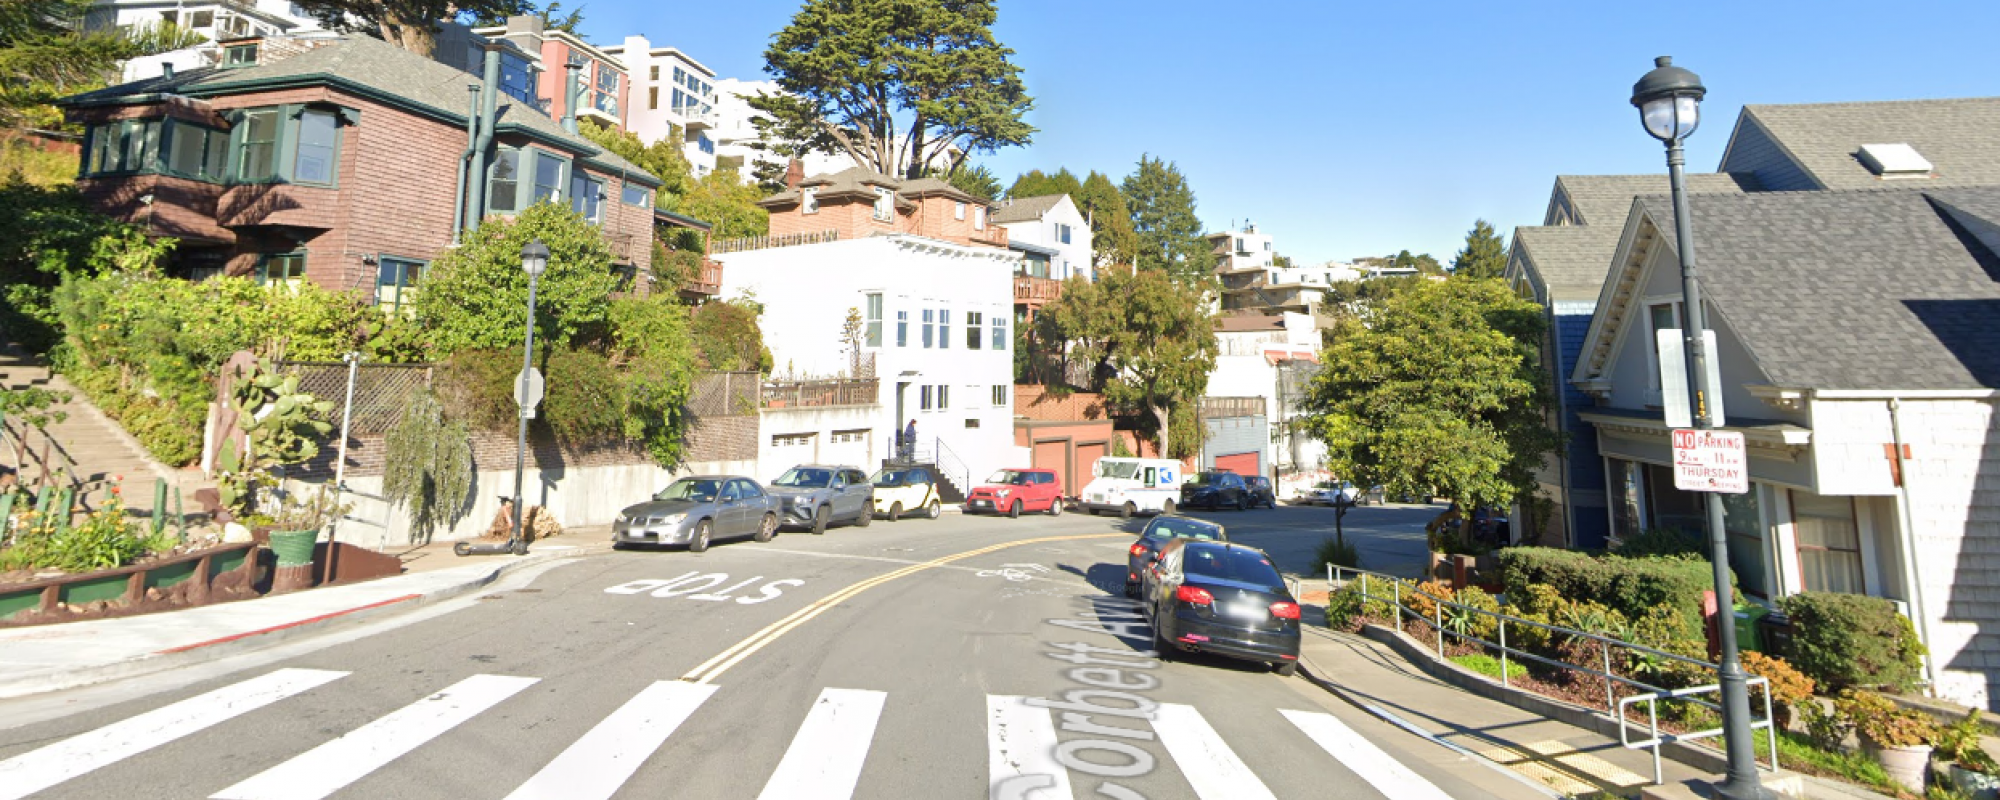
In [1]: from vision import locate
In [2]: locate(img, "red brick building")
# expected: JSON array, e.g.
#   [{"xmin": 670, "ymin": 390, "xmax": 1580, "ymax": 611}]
[
  {"xmin": 757, "ymin": 166, "xmax": 1008, "ymax": 249},
  {"xmin": 61, "ymin": 34, "xmax": 664, "ymax": 305}
]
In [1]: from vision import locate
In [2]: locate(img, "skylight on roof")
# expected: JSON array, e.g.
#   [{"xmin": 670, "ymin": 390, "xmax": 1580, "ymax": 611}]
[{"xmin": 1858, "ymin": 143, "xmax": 1933, "ymax": 178}]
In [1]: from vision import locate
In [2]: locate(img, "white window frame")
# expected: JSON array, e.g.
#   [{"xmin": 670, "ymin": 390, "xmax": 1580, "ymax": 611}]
[
  {"xmin": 954, "ymin": 201, "xmax": 966, "ymax": 220},
  {"xmin": 873, "ymin": 187, "xmax": 894, "ymax": 221},
  {"xmin": 973, "ymin": 205, "xmax": 986, "ymax": 230},
  {"xmin": 802, "ymin": 186, "xmax": 819, "ymax": 214}
]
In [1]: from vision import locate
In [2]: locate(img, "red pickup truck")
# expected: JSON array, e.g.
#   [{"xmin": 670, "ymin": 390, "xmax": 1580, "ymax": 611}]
[{"xmin": 964, "ymin": 469, "xmax": 1063, "ymax": 518}]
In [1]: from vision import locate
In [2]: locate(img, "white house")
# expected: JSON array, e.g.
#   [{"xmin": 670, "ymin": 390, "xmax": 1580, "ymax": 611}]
[
  {"xmin": 715, "ymin": 168, "xmax": 1020, "ymax": 493},
  {"xmin": 1209, "ymin": 313, "xmax": 1325, "ymax": 493},
  {"xmin": 994, "ymin": 194, "xmax": 1093, "ymax": 283},
  {"xmin": 598, "ymin": 35, "xmax": 719, "ymax": 174},
  {"xmin": 89, "ymin": 0, "xmax": 327, "ymax": 81}
]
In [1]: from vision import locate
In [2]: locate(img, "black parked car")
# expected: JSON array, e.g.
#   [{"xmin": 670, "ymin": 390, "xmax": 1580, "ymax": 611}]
[
  {"xmin": 1141, "ymin": 539, "xmax": 1303, "ymax": 675},
  {"xmin": 1124, "ymin": 515, "xmax": 1227, "ymax": 598},
  {"xmin": 1179, "ymin": 471, "xmax": 1250, "ymax": 510},
  {"xmin": 1243, "ymin": 476, "xmax": 1277, "ymax": 509}
]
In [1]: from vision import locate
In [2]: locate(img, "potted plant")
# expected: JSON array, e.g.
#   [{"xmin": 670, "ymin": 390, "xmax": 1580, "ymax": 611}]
[
  {"xmin": 1935, "ymin": 709, "xmax": 2000, "ymax": 799},
  {"xmin": 1837, "ymin": 689, "xmax": 1940, "ymax": 792},
  {"xmin": 265, "ymin": 486, "xmax": 351, "ymax": 593}
]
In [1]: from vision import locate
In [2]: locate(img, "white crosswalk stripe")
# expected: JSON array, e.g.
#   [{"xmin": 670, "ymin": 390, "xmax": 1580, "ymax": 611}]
[
  {"xmin": 210, "ymin": 673, "xmax": 539, "ymax": 800},
  {"xmin": 987, "ymin": 695, "xmax": 1076, "ymax": 800},
  {"xmin": 505, "ymin": 680, "xmax": 717, "ymax": 800},
  {"xmin": 756, "ymin": 687, "xmax": 886, "ymax": 800},
  {"xmin": 1282, "ymin": 708, "xmax": 1456, "ymax": 800},
  {"xmin": 1152, "ymin": 702, "xmax": 1278, "ymax": 800},
  {"xmin": 0, "ymin": 668, "xmax": 348, "ymax": 800},
  {"xmin": 0, "ymin": 670, "xmax": 1471, "ymax": 800}
]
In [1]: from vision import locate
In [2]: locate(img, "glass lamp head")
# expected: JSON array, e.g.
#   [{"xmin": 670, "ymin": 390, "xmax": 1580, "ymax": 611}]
[
  {"xmin": 1631, "ymin": 56, "xmax": 1706, "ymax": 142},
  {"xmin": 521, "ymin": 238, "xmax": 549, "ymax": 277}
]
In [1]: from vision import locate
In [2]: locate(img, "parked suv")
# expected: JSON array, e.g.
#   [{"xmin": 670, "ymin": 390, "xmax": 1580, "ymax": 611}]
[
  {"xmin": 768, "ymin": 465, "xmax": 874, "ymax": 534},
  {"xmin": 1179, "ymin": 471, "xmax": 1250, "ymax": 511},
  {"xmin": 1243, "ymin": 476, "xmax": 1277, "ymax": 509},
  {"xmin": 965, "ymin": 469, "xmax": 1062, "ymax": 518}
]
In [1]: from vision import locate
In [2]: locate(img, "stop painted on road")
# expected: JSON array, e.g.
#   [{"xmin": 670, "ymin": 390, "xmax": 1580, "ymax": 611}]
[{"xmin": 604, "ymin": 572, "xmax": 804, "ymax": 604}]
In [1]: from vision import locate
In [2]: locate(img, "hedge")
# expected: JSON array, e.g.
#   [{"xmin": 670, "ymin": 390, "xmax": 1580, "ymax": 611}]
[
  {"xmin": 1500, "ymin": 547, "xmax": 1729, "ymax": 640},
  {"xmin": 1778, "ymin": 592, "xmax": 1925, "ymax": 692}
]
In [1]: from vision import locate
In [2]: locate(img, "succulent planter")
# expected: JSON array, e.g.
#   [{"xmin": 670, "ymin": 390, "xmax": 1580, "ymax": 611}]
[
  {"xmin": 266, "ymin": 528, "xmax": 319, "ymax": 594},
  {"xmin": 1861, "ymin": 738, "xmax": 1933, "ymax": 792},
  {"xmin": 1949, "ymin": 764, "xmax": 2000, "ymax": 800}
]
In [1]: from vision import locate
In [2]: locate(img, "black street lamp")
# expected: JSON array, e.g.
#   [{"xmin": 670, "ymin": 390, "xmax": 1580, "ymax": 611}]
[
  {"xmin": 510, "ymin": 239, "xmax": 548, "ymax": 555},
  {"xmin": 1631, "ymin": 57, "xmax": 1772, "ymax": 800}
]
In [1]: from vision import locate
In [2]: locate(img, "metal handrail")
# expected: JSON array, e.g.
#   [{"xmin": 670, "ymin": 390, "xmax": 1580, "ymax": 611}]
[
  {"xmin": 1326, "ymin": 564, "xmax": 1779, "ymax": 785},
  {"xmin": 930, "ymin": 436, "xmax": 972, "ymax": 497}
]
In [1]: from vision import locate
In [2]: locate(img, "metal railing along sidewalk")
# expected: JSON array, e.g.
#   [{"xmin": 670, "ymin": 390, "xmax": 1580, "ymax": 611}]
[{"xmin": 1327, "ymin": 564, "xmax": 1779, "ymax": 786}]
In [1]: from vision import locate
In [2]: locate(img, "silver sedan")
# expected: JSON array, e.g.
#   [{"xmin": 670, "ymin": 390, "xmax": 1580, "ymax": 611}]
[{"xmin": 612, "ymin": 475, "xmax": 779, "ymax": 552}]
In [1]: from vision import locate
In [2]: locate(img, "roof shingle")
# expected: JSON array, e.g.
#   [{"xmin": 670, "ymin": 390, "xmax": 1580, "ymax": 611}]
[{"xmin": 1736, "ymin": 97, "xmax": 2000, "ymax": 190}]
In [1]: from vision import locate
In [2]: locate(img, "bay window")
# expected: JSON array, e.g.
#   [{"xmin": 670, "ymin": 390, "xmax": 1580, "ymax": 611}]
[
  {"xmin": 532, "ymin": 151, "xmax": 564, "ymax": 204},
  {"xmin": 291, "ymin": 109, "xmax": 338, "ymax": 185},
  {"xmin": 488, "ymin": 150, "xmax": 520, "ymax": 212},
  {"xmin": 570, "ymin": 171, "xmax": 603, "ymax": 222},
  {"xmin": 236, "ymin": 108, "xmax": 278, "ymax": 182}
]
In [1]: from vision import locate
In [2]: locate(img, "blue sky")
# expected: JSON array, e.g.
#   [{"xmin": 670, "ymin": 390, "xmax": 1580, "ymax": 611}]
[{"xmin": 582, "ymin": 1, "xmax": 2000, "ymax": 266}]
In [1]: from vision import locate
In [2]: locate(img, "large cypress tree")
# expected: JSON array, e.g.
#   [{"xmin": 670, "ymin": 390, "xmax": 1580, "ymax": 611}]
[
  {"xmin": 1121, "ymin": 155, "xmax": 1210, "ymax": 284},
  {"xmin": 1074, "ymin": 170, "xmax": 1136, "ymax": 269},
  {"xmin": 1008, "ymin": 167, "xmax": 1082, "ymax": 200}
]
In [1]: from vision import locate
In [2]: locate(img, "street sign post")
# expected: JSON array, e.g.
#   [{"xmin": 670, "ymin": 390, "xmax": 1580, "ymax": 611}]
[
  {"xmin": 514, "ymin": 367, "xmax": 544, "ymax": 419},
  {"xmin": 1672, "ymin": 429, "xmax": 1748, "ymax": 493}
]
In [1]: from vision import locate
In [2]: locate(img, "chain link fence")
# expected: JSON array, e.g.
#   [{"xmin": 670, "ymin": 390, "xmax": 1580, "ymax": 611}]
[
  {"xmin": 275, "ymin": 360, "xmax": 434, "ymax": 436},
  {"xmin": 688, "ymin": 371, "xmax": 761, "ymax": 418}
]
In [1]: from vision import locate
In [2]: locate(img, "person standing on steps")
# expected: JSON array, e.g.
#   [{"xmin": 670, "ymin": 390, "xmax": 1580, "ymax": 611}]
[{"xmin": 901, "ymin": 419, "xmax": 917, "ymax": 462}]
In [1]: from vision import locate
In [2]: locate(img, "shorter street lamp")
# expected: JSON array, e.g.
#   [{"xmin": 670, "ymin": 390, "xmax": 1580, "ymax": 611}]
[
  {"xmin": 456, "ymin": 239, "xmax": 548, "ymax": 558},
  {"xmin": 1632, "ymin": 57, "xmax": 1772, "ymax": 800}
]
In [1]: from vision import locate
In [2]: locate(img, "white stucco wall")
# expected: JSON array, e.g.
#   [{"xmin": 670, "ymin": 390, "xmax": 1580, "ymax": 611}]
[
  {"xmin": 998, "ymin": 196, "xmax": 1095, "ymax": 282},
  {"xmin": 758, "ymin": 404, "xmax": 883, "ymax": 483},
  {"xmin": 715, "ymin": 235, "xmax": 1019, "ymax": 486}
]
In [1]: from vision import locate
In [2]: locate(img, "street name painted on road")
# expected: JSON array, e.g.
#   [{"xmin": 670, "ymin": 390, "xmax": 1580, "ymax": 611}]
[
  {"xmin": 1672, "ymin": 429, "xmax": 1748, "ymax": 494},
  {"xmin": 605, "ymin": 572, "xmax": 804, "ymax": 604}
]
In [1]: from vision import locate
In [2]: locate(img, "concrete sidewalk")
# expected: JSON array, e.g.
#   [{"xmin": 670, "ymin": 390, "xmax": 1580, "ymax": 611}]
[
  {"xmin": 0, "ymin": 535, "xmax": 608, "ymax": 700},
  {"xmin": 1295, "ymin": 624, "xmax": 1889, "ymax": 800}
]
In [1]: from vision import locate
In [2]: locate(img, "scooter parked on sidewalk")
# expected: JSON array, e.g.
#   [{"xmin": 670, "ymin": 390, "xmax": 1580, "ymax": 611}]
[{"xmin": 456, "ymin": 496, "xmax": 530, "ymax": 556}]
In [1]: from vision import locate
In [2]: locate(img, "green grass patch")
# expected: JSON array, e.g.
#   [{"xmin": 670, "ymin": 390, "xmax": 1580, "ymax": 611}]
[
  {"xmin": 1730, "ymin": 729, "xmax": 1901, "ymax": 795},
  {"xmin": 1450, "ymin": 653, "xmax": 1526, "ymax": 681}
]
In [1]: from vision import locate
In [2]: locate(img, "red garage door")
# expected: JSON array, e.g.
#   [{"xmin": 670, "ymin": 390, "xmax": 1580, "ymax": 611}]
[
  {"xmin": 1073, "ymin": 443, "xmax": 1107, "ymax": 495},
  {"xmin": 1215, "ymin": 451, "xmax": 1260, "ymax": 478},
  {"xmin": 1033, "ymin": 440, "xmax": 1068, "ymax": 494}
]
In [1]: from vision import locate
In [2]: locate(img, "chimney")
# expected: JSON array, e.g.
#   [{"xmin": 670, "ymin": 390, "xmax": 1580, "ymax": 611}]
[
  {"xmin": 784, "ymin": 159, "xmax": 804, "ymax": 190},
  {"xmin": 562, "ymin": 62, "xmax": 582, "ymax": 134}
]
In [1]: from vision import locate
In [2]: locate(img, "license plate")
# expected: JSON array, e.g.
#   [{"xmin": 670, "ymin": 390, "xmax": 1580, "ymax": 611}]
[
  {"xmin": 971, "ymin": 500, "xmax": 990, "ymax": 507},
  {"xmin": 1227, "ymin": 603, "xmax": 1266, "ymax": 620}
]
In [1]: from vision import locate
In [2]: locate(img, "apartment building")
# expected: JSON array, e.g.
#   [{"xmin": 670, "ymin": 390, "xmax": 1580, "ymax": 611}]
[
  {"xmin": 473, "ymin": 16, "xmax": 629, "ymax": 133},
  {"xmin": 599, "ymin": 35, "xmax": 721, "ymax": 174}
]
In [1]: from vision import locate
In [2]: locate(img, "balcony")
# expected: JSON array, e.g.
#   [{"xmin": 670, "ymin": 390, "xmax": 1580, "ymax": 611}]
[
  {"xmin": 762, "ymin": 378, "xmax": 878, "ymax": 409},
  {"xmin": 971, "ymin": 225, "xmax": 1009, "ymax": 248},
  {"xmin": 680, "ymin": 259, "xmax": 723, "ymax": 298},
  {"xmin": 673, "ymin": 105, "xmax": 717, "ymax": 131},
  {"xmin": 1014, "ymin": 275, "xmax": 1062, "ymax": 306}
]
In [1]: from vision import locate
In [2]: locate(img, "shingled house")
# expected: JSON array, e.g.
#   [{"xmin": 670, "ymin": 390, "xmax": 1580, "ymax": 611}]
[{"xmin": 60, "ymin": 34, "xmax": 665, "ymax": 303}]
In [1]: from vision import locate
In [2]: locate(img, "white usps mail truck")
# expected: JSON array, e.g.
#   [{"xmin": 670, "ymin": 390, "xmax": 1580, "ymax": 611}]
[{"xmin": 1079, "ymin": 457, "xmax": 1184, "ymax": 517}]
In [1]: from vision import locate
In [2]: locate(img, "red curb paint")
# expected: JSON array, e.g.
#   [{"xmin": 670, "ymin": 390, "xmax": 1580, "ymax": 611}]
[{"xmin": 153, "ymin": 594, "xmax": 423, "ymax": 654}]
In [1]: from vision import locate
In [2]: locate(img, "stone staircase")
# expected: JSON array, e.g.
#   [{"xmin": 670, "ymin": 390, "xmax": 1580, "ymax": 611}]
[{"xmin": 0, "ymin": 346, "xmax": 204, "ymax": 520}]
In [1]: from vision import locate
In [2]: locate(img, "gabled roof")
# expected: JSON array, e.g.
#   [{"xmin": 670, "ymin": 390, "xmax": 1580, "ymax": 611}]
[
  {"xmin": 993, "ymin": 194, "xmax": 1064, "ymax": 224},
  {"xmin": 1516, "ymin": 173, "xmax": 1757, "ymax": 303},
  {"xmin": 63, "ymin": 35, "xmax": 658, "ymax": 186},
  {"xmin": 1722, "ymin": 97, "xmax": 2000, "ymax": 190},
  {"xmin": 1580, "ymin": 186, "xmax": 2000, "ymax": 391},
  {"xmin": 758, "ymin": 166, "xmax": 983, "ymax": 208},
  {"xmin": 1549, "ymin": 173, "xmax": 1761, "ymax": 227}
]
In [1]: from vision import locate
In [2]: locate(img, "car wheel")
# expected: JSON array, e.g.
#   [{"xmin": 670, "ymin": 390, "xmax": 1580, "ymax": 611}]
[
  {"xmin": 610, "ymin": 542, "xmax": 629, "ymax": 551},
  {"xmin": 856, "ymin": 506, "xmax": 872, "ymax": 527},
  {"xmin": 1234, "ymin": 496, "xmax": 1247, "ymax": 511},
  {"xmin": 1162, "ymin": 499, "xmax": 1176, "ymax": 515},
  {"xmin": 888, "ymin": 502, "xmax": 903, "ymax": 522},
  {"xmin": 1268, "ymin": 497, "xmax": 1278, "ymax": 510},
  {"xmin": 1275, "ymin": 661, "xmax": 1298, "ymax": 677},
  {"xmin": 1048, "ymin": 498, "xmax": 1063, "ymax": 516},
  {"xmin": 1120, "ymin": 502, "xmax": 1135, "ymax": 519},
  {"xmin": 926, "ymin": 499, "xmax": 942, "ymax": 519},
  {"xmin": 812, "ymin": 504, "xmax": 830, "ymax": 535},
  {"xmin": 1008, "ymin": 500, "xmax": 1022, "ymax": 519},
  {"xmin": 754, "ymin": 513, "xmax": 776, "ymax": 542},
  {"xmin": 690, "ymin": 519, "xmax": 712, "ymax": 553}
]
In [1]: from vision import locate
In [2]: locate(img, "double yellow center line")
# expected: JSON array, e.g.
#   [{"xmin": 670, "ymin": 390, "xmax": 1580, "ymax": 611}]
[{"xmin": 680, "ymin": 532, "xmax": 1122, "ymax": 684}]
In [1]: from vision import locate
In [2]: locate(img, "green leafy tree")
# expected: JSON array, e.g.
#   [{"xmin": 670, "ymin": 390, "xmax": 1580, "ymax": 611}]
[
  {"xmin": 0, "ymin": 0, "xmax": 206, "ymax": 129},
  {"xmin": 751, "ymin": 0, "xmax": 1034, "ymax": 178},
  {"xmin": 467, "ymin": 0, "xmax": 583, "ymax": 33},
  {"xmin": 411, "ymin": 202, "xmax": 619, "ymax": 357},
  {"xmin": 690, "ymin": 298, "xmax": 773, "ymax": 373},
  {"xmin": 578, "ymin": 118, "xmax": 695, "ymax": 210},
  {"xmin": 289, "ymin": 0, "xmax": 521, "ymax": 56},
  {"xmin": 1451, "ymin": 219, "xmax": 1508, "ymax": 280},
  {"xmin": 1122, "ymin": 155, "xmax": 1210, "ymax": 283},
  {"xmin": 1075, "ymin": 170, "xmax": 1137, "ymax": 268},
  {"xmin": 935, "ymin": 163, "xmax": 1001, "ymax": 201},
  {"xmin": 1394, "ymin": 249, "xmax": 1445, "ymax": 276},
  {"xmin": 1305, "ymin": 278, "xmax": 1558, "ymax": 507},
  {"xmin": 1040, "ymin": 269, "xmax": 1215, "ymax": 457},
  {"xmin": 1008, "ymin": 168, "xmax": 1081, "ymax": 200},
  {"xmin": 679, "ymin": 168, "xmax": 769, "ymax": 240},
  {"xmin": 606, "ymin": 294, "xmax": 698, "ymax": 466}
]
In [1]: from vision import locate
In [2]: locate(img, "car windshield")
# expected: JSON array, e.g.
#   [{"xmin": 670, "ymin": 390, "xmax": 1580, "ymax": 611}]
[
  {"xmin": 1095, "ymin": 461, "xmax": 1138, "ymax": 479},
  {"xmin": 988, "ymin": 470, "xmax": 1035, "ymax": 485},
  {"xmin": 1314, "ymin": 481, "xmax": 1338, "ymax": 490},
  {"xmin": 655, "ymin": 479, "xmax": 721, "ymax": 503},
  {"xmin": 1189, "ymin": 472, "xmax": 1232, "ymax": 486},
  {"xmin": 774, "ymin": 468, "xmax": 834, "ymax": 488},
  {"xmin": 1144, "ymin": 518, "xmax": 1225, "ymax": 542},
  {"xmin": 1183, "ymin": 545, "xmax": 1284, "ymax": 591},
  {"xmin": 871, "ymin": 469, "xmax": 910, "ymax": 487}
]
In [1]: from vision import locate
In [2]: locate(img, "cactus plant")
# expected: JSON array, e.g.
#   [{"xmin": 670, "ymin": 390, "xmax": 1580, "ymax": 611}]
[{"xmin": 218, "ymin": 359, "xmax": 336, "ymax": 519}]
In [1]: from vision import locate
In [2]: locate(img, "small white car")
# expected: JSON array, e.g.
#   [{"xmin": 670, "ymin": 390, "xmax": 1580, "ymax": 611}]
[
  {"xmin": 870, "ymin": 466, "xmax": 943, "ymax": 520},
  {"xmin": 1079, "ymin": 457, "xmax": 1183, "ymax": 518},
  {"xmin": 1301, "ymin": 480, "xmax": 1362, "ymax": 507}
]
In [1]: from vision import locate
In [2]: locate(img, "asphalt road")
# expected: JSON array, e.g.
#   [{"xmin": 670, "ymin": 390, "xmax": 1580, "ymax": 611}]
[{"xmin": 0, "ymin": 505, "xmax": 1534, "ymax": 800}]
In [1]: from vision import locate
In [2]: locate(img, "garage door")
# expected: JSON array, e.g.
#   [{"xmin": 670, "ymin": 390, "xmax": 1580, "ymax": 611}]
[
  {"xmin": 824, "ymin": 429, "xmax": 871, "ymax": 469},
  {"xmin": 1033, "ymin": 440, "xmax": 1068, "ymax": 495},
  {"xmin": 1215, "ymin": 451, "xmax": 1260, "ymax": 478},
  {"xmin": 1073, "ymin": 443, "xmax": 1107, "ymax": 495}
]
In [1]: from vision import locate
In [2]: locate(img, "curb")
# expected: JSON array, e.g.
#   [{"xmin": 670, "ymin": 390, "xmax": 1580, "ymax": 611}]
[{"xmin": 0, "ymin": 546, "xmax": 594, "ymax": 700}]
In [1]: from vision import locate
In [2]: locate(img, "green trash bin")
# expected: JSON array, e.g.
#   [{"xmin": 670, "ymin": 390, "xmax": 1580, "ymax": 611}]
[
  {"xmin": 267, "ymin": 528, "xmax": 319, "ymax": 568},
  {"xmin": 1733, "ymin": 603, "xmax": 1770, "ymax": 653}
]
